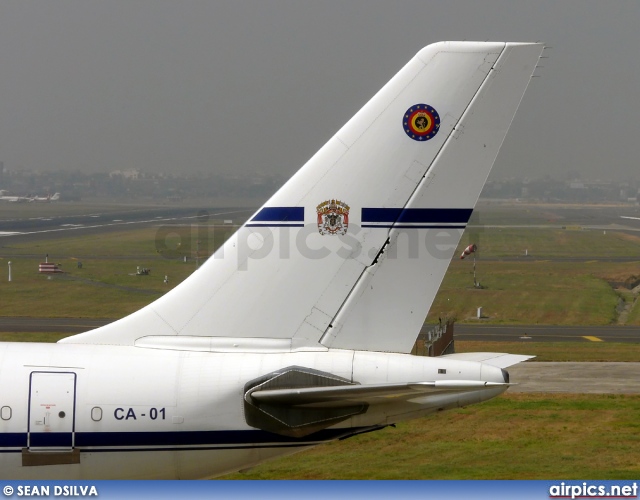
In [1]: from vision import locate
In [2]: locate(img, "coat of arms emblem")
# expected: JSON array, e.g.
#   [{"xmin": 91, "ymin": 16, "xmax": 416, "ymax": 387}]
[{"xmin": 316, "ymin": 199, "xmax": 350, "ymax": 235}]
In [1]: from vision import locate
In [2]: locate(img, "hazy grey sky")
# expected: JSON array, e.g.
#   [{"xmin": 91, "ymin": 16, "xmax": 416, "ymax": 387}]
[{"xmin": 0, "ymin": 0, "xmax": 639, "ymax": 181}]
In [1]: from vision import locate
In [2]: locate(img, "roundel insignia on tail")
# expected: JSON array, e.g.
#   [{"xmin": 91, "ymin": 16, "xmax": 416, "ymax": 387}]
[{"xmin": 403, "ymin": 104, "xmax": 440, "ymax": 141}]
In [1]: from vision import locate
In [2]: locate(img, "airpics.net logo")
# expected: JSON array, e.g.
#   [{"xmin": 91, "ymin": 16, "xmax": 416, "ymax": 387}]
[
  {"xmin": 549, "ymin": 482, "xmax": 638, "ymax": 499},
  {"xmin": 152, "ymin": 208, "xmax": 487, "ymax": 271},
  {"xmin": 155, "ymin": 220, "xmax": 468, "ymax": 271}
]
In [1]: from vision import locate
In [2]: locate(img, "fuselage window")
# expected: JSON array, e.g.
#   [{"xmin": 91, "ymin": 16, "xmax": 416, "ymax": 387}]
[
  {"xmin": 91, "ymin": 407, "xmax": 103, "ymax": 422},
  {"xmin": 1, "ymin": 406, "xmax": 11, "ymax": 420}
]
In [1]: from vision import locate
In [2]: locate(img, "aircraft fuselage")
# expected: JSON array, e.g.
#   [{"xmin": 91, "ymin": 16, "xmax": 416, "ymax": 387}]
[{"xmin": 0, "ymin": 342, "xmax": 506, "ymax": 479}]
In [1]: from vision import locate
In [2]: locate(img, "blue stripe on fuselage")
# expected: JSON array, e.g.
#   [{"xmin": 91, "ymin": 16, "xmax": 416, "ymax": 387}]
[
  {"xmin": 250, "ymin": 207, "xmax": 305, "ymax": 222},
  {"xmin": 361, "ymin": 208, "xmax": 472, "ymax": 224},
  {"xmin": 245, "ymin": 207, "xmax": 472, "ymax": 228},
  {"xmin": 0, "ymin": 427, "xmax": 375, "ymax": 453}
]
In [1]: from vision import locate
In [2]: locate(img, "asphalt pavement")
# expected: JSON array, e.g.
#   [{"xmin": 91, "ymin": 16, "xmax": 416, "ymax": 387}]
[
  {"xmin": 0, "ymin": 206, "xmax": 252, "ymax": 244},
  {"xmin": 0, "ymin": 317, "xmax": 112, "ymax": 334},
  {"xmin": 509, "ymin": 362, "xmax": 640, "ymax": 393},
  {"xmin": 454, "ymin": 324, "xmax": 640, "ymax": 342}
]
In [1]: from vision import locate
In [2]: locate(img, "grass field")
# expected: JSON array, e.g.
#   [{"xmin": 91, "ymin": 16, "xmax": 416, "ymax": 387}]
[
  {"xmin": 426, "ymin": 260, "xmax": 635, "ymax": 325},
  {"xmin": 222, "ymin": 392, "xmax": 640, "ymax": 479},
  {"xmin": 0, "ymin": 332, "xmax": 72, "ymax": 343},
  {"xmin": 0, "ymin": 225, "xmax": 234, "ymax": 317},
  {"xmin": 432, "ymin": 225, "xmax": 640, "ymax": 325},
  {"xmin": 464, "ymin": 226, "xmax": 640, "ymax": 259},
  {"xmin": 1, "ymin": 219, "xmax": 639, "ymax": 323},
  {"xmin": 0, "ymin": 202, "xmax": 165, "ymax": 219}
]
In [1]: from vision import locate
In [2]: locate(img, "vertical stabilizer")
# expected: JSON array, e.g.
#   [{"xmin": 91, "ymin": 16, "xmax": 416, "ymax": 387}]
[{"xmin": 61, "ymin": 42, "xmax": 543, "ymax": 350}]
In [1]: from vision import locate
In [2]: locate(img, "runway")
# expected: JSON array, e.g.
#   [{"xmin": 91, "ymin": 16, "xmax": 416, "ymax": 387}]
[
  {"xmin": 0, "ymin": 317, "xmax": 112, "ymax": 334},
  {"xmin": 0, "ymin": 205, "xmax": 252, "ymax": 244},
  {"xmin": 454, "ymin": 324, "xmax": 640, "ymax": 342},
  {"xmin": 473, "ymin": 202, "xmax": 640, "ymax": 232},
  {"xmin": 509, "ymin": 362, "xmax": 640, "ymax": 394}
]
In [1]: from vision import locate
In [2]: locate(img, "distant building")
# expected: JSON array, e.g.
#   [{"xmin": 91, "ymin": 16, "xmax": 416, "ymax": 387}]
[{"xmin": 109, "ymin": 169, "xmax": 141, "ymax": 180}]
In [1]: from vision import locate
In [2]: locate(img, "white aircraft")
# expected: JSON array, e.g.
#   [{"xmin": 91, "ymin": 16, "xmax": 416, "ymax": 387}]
[
  {"xmin": 0, "ymin": 41, "xmax": 543, "ymax": 479},
  {"xmin": 31, "ymin": 193, "xmax": 61, "ymax": 203},
  {"xmin": 0, "ymin": 193, "xmax": 31, "ymax": 203}
]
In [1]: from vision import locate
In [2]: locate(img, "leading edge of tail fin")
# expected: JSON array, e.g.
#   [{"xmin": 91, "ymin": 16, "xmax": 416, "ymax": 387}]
[{"xmin": 61, "ymin": 42, "xmax": 543, "ymax": 350}]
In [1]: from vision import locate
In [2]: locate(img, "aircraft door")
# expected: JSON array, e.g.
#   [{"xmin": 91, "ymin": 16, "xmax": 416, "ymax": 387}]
[{"xmin": 28, "ymin": 372, "xmax": 77, "ymax": 450}]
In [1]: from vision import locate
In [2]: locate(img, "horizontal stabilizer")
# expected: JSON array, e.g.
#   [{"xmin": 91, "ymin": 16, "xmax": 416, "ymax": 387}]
[
  {"xmin": 244, "ymin": 365, "xmax": 511, "ymax": 437},
  {"xmin": 242, "ymin": 365, "xmax": 510, "ymax": 437},
  {"xmin": 249, "ymin": 380, "xmax": 511, "ymax": 407},
  {"xmin": 439, "ymin": 352, "xmax": 534, "ymax": 369}
]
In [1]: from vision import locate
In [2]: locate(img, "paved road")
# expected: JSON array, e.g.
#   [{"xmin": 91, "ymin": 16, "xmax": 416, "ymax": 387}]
[
  {"xmin": 0, "ymin": 317, "xmax": 112, "ymax": 334},
  {"xmin": 0, "ymin": 206, "xmax": 252, "ymax": 244},
  {"xmin": 509, "ymin": 362, "xmax": 640, "ymax": 394},
  {"xmin": 455, "ymin": 324, "xmax": 640, "ymax": 342},
  {"xmin": 473, "ymin": 202, "xmax": 640, "ymax": 231}
]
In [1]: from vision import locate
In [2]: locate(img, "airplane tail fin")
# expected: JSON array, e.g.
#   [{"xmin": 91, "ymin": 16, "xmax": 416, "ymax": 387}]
[{"xmin": 61, "ymin": 42, "xmax": 543, "ymax": 351}]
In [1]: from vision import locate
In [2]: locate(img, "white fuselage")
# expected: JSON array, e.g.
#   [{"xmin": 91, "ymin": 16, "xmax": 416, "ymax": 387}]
[{"xmin": 0, "ymin": 342, "xmax": 506, "ymax": 479}]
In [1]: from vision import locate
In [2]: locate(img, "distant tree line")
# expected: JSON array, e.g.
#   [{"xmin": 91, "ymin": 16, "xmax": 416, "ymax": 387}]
[
  {"xmin": 0, "ymin": 169, "xmax": 286, "ymax": 202},
  {"xmin": 0, "ymin": 167, "xmax": 638, "ymax": 204}
]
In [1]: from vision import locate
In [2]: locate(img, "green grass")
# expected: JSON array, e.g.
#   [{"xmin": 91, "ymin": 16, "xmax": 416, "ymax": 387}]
[
  {"xmin": 0, "ymin": 202, "xmax": 162, "ymax": 219},
  {"xmin": 427, "ymin": 260, "xmax": 626, "ymax": 325},
  {"xmin": 462, "ymin": 227, "xmax": 640, "ymax": 259},
  {"xmin": 0, "ymin": 256, "xmax": 164, "ymax": 317},
  {"xmin": 626, "ymin": 296, "xmax": 640, "ymax": 325},
  {"xmin": 0, "ymin": 332, "xmax": 70, "ymax": 343},
  {"xmin": 222, "ymin": 393, "xmax": 640, "ymax": 479},
  {"xmin": 0, "ymin": 225, "xmax": 235, "ymax": 317},
  {"xmin": 1, "ymin": 206, "xmax": 639, "ymax": 325},
  {"xmin": 2, "ymin": 226, "xmax": 639, "ymax": 324},
  {"xmin": 0, "ymin": 225, "xmax": 233, "ymax": 259},
  {"xmin": 468, "ymin": 205, "xmax": 562, "ymax": 226}
]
